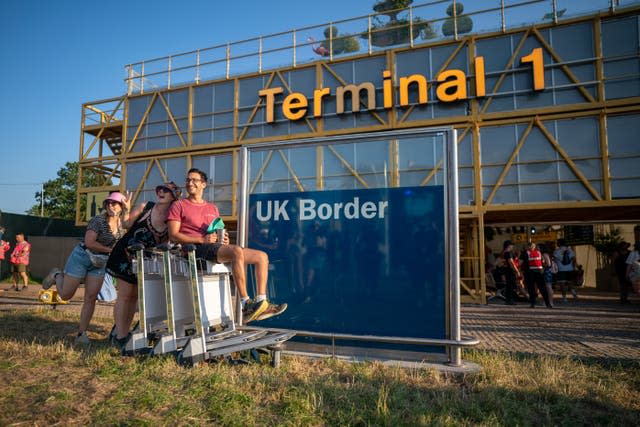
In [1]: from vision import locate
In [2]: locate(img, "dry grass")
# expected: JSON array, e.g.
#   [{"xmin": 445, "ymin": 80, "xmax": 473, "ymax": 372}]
[{"xmin": 1, "ymin": 308, "xmax": 639, "ymax": 426}]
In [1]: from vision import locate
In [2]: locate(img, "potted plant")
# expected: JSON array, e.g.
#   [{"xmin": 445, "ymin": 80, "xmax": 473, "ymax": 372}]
[{"xmin": 362, "ymin": 0, "xmax": 436, "ymax": 48}]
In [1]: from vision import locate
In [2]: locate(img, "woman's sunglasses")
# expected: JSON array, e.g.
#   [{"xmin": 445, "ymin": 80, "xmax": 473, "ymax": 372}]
[{"xmin": 156, "ymin": 186, "xmax": 174, "ymax": 195}]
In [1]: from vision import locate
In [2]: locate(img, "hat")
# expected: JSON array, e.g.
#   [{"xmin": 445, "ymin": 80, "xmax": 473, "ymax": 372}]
[
  {"xmin": 503, "ymin": 240, "xmax": 513, "ymax": 249},
  {"xmin": 155, "ymin": 181, "xmax": 181, "ymax": 200},
  {"xmin": 103, "ymin": 192, "xmax": 126, "ymax": 207}
]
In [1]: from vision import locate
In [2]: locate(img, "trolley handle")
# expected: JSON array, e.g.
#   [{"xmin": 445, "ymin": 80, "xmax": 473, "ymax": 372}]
[{"xmin": 127, "ymin": 243, "xmax": 145, "ymax": 252}]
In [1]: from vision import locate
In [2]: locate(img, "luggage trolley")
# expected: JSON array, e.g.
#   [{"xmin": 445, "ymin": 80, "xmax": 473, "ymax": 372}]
[{"xmin": 123, "ymin": 243, "xmax": 294, "ymax": 366}]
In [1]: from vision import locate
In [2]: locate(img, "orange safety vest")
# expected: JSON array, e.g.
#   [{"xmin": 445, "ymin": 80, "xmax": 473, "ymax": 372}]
[{"xmin": 527, "ymin": 249, "xmax": 543, "ymax": 270}]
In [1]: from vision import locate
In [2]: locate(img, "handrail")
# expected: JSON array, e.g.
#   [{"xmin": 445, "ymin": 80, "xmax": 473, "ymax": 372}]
[{"xmin": 124, "ymin": 0, "xmax": 636, "ymax": 95}]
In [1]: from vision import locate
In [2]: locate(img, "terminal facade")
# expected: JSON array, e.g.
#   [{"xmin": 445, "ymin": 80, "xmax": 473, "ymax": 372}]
[{"xmin": 77, "ymin": 1, "xmax": 640, "ymax": 303}]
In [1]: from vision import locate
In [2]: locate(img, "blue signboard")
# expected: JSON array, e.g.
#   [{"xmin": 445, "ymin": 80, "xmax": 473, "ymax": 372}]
[{"xmin": 248, "ymin": 186, "xmax": 445, "ymax": 344}]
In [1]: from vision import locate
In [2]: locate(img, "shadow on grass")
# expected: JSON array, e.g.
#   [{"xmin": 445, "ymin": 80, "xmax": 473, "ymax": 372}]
[{"xmin": 0, "ymin": 309, "xmax": 113, "ymax": 347}]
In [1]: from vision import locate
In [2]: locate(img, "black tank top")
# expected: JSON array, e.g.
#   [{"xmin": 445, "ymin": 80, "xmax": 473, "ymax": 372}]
[{"xmin": 106, "ymin": 202, "xmax": 167, "ymax": 284}]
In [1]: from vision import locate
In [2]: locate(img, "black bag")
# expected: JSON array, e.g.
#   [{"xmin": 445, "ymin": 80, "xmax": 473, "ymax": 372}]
[{"xmin": 561, "ymin": 250, "xmax": 572, "ymax": 265}]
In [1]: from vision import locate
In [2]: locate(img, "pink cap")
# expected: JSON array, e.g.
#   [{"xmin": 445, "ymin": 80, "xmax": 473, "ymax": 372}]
[{"xmin": 103, "ymin": 192, "xmax": 126, "ymax": 206}]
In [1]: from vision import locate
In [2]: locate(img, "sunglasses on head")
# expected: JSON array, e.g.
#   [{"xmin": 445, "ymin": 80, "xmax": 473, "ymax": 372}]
[{"xmin": 156, "ymin": 185, "xmax": 174, "ymax": 194}]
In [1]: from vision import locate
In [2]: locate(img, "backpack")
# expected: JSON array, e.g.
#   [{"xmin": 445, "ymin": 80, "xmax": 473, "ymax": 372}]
[{"xmin": 561, "ymin": 249, "xmax": 572, "ymax": 266}]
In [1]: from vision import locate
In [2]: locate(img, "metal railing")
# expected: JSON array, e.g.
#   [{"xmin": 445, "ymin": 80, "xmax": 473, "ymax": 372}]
[{"xmin": 125, "ymin": 0, "xmax": 637, "ymax": 95}]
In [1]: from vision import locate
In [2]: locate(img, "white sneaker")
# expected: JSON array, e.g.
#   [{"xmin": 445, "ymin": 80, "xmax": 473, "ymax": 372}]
[
  {"xmin": 75, "ymin": 332, "xmax": 90, "ymax": 345},
  {"xmin": 42, "ymin": 268, "xmax": 61, "ymax": 290}
]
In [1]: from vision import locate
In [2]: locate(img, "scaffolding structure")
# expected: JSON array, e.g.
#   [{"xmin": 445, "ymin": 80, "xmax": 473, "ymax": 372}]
[{"xmin": 78, "ymin": 1, "xmax": 640, "ymax": 303}]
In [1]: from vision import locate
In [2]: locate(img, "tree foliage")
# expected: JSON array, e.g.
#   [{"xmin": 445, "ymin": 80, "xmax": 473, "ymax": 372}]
[
  {"xmin": 442, "ymin": 1, "xmax": 473, "ymax": 36},
  {"xmin": 320, "ymin": 26, "xmax": 361, "ymax": 56},
  {"xmin": 27, "ymin": 162, "xmax": 107, "ymax": 220},
  {"xmin": 362, "ymin": 0, "xmax": 436, "ymax": 47},
  {"xmin": 593, "ymin": 227, "xmax": 624, "ymax": 260}
]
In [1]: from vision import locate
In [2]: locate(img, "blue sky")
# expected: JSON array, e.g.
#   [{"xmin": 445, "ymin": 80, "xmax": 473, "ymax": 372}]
[{"xmin": 0, "ymin": 0, "xmax": 371, "ymax": 215}]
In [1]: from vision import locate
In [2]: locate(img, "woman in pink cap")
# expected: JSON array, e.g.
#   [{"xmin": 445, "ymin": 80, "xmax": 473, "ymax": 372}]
[{"xmin": 42, "ymin": 191, "xmax": 131, "ymax": 344}]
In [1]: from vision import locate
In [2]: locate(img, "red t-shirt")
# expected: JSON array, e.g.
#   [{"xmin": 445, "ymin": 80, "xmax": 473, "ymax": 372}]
[{"xmin": 166, "ymin": 198, "xmax": 219, "ymax": 238}]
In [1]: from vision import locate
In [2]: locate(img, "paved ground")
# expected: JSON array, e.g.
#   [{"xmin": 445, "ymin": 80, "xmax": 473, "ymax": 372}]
[
  {"xmin": 465, "ymin": 292, "xmax": 640, "ymax": 360},
  {"xmin": 1, "ymin": 282, "xmax": 638, "ymax": 361}
]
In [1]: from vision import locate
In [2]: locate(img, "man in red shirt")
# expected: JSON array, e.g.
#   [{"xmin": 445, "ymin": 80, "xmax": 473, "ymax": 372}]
[{"xmin": 167, "ymin": 168, "xmax": 286, "ymax": 323}]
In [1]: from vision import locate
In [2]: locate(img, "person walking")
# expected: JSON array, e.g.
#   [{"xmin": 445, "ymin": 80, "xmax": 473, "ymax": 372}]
[
  {"xmin": 500, "ymin": 240, "xmax": 520, "ymax": 305},
  {"xmin": 626, "ymin": 241, "xmax": 640, "ymax": 295},
  {"xmin": 553, "ymin": 238, "xmax": 578, "ymax": 303},
  {"xmin": 614, "ymin": 241, "xmax": 632, "ymax": 304},
  {"xmin": 539, "ymin": 243, "xmax": 555, "ymax": 307},
  {"xmin": 42, "ymin": 192, "xmax": 129, "ymax": 344},
  {"xmin": 106, "ymin": 182, "xmax": 180, "ymax": 349},
  {"xmin": 10, "ymin": 232, "xmax": 30, "ymax": 291},
  {"xmin": 523, "ymin": 242, "xmax": 552, "ymax": 308}
]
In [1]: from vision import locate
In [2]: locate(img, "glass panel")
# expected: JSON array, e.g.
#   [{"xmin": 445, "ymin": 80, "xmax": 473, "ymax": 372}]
[
  {"xmin": 167, "ymin": 89, "xmax": 188, "ymax": 118},
  {"xmin": 127, "ymin": 95, "xmax": 151, "ymax": 127},
  {"xmin": 192, "ymin": 153, "xmax": 234, "ymax": 216},
  {"xmin": 247, "ymin": 132, "xmax": 449, "ymax": 349},
  {"xmin": 480, "ymin": 125, "xmax": 517, "ymax": 165},
  {"xmin": 125, "ymin": 161, "xmax": 147, "ymax": 190},
  {"xmin": 554, "ymin": 117, "xmax": 600, "ymax": 157},
  {"xmin": 193, "ymin": 85, "xmax": 213, "ymax": 115},
  {"xmin": 612, "ymin": 178, "xmax": 640, "ymax": 199},
  {"xmin": 519, "ymin": 182, "xmax": 560, "ymax": 203}
]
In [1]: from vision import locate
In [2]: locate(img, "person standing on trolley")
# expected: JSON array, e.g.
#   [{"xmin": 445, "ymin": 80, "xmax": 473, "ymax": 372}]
[
  {"xmin": 106, "ymin": 182, "xmax": 180, "ymax": 349},
  {"xmin": 166, "ymin": 168, "xmax": 287, "ymax": 323}
]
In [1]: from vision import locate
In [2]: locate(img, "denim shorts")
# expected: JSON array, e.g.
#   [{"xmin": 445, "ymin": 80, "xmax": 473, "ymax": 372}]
[{"xmin": 64, "ymin": 244, "xmax": 106, "ymax": 279}]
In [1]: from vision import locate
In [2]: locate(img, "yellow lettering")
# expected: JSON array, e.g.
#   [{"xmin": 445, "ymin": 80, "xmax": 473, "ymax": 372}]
[
  {"xmin": 258, "ymin": 87, "xmax": 284, "ymax": 123},
  {"xmin": 399, "ymin": 74, "xmax": 428, "ymax": 106},
  {"xmin": 336, "ymin": 82, "xmax": 376, "ymax": 114},
  {"xmin": 474, "ymin": 56, "xmax": 486, "ymax": 97},
  {"xmin": 283, "ymin": 93, "xmax": 308, "ymax": 120},
  {"xmin": 521, "ymin": 47, "xmax": 544, "ymax": 91},
  {"xmin": 436, "ymin": 69, "xmax": 467, "ymax": 102},
  {"xmin": 313, "ymin": 87, "xmax": 331, "ymax": 118},
  {"xmin": 383, "ymin": 70, "xmax": 393, "ymax": 108}
]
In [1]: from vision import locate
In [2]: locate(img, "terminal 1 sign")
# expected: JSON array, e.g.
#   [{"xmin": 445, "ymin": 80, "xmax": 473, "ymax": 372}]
[
  {"xmin": 248, "ymin": 186, "xmax": 446, "ymax": 349},
  {"xmin": 259, "ymin": 48, "xmax": 544, "ymax": 122}
]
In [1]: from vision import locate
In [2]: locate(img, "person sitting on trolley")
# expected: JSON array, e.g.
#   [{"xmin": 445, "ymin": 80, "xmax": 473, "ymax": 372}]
[
  {"xmin": 106, "ymin": 181, "xmax": 181, "ymax": 349},
  {"xmin": 166, "ymin": 168, "xmax": 287, "ymax": 323}
]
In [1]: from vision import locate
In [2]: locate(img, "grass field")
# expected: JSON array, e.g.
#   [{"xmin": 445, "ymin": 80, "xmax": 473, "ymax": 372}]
[{"xmin": 1, "ymin": 308, "xmax": 639, "ymax": 426}]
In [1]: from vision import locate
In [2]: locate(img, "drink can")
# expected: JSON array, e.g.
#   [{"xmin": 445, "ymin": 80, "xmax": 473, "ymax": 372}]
[{"xmin": 216, "ymin": 228, "xmax": 225, "ymax": 244}]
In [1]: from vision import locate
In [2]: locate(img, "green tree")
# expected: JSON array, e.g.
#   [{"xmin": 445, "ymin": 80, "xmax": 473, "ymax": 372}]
[
  {"xmin": 442, "ymin": 2, "xmax": 473, "ymax": 37},
  {"xmin": 362, "ymin": 0, "xmax": 436, "ymax": 47},
  {"xmin": 27, "ymin": 162, "xmax": 107, "ymax": 220},
  {"xmin": 318, "ymin": 25, "xmax": 361, "ymax": 56}
]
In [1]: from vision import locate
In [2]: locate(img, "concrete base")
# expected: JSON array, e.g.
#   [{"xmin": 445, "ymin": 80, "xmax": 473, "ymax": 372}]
[{"xmin": 284, "ymin": 350, "xmax": 481, "ymax": 374}]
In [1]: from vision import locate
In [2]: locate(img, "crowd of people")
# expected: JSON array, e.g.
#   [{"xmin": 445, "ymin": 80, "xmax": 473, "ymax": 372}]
[
  {"xmin": 488, "ymin": 237, "xmax": 640, "ymax": 306},
  {"xmin": 35, "ymin": 168, "xmax": 286, "ymax": 347}
]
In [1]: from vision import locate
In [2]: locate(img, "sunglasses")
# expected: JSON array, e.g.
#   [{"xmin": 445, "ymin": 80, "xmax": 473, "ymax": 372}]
[
  {"xmin": 156, "ymin": 185, "xmax": 174, "ymax": 195},
  {"xmin": 105, "ymin": 200, "xmax": 121, "ymax": 206}
]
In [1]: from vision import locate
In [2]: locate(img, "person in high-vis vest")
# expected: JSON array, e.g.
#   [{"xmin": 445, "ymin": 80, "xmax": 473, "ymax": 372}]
[{"xmin": 523, "ymin": 242, "xmax": 553, "ymax": 308}]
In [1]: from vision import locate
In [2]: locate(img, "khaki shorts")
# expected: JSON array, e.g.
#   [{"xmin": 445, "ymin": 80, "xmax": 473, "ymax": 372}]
[{"xmin": 11, "ymin": 263, "xmax": 27, "ymax": 273}]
